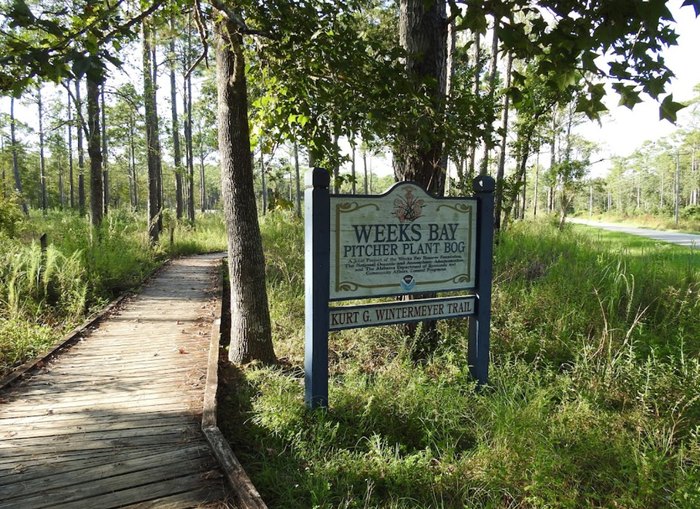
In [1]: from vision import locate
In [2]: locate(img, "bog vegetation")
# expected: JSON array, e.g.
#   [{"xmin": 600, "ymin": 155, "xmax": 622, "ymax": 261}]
[
  {"xmin": 0, "ymin": 196, "xmax": 226, "ymax": 376},
  {"xmin": 217, "ymin": 212, "xmax": 700, "ymax": 508}
]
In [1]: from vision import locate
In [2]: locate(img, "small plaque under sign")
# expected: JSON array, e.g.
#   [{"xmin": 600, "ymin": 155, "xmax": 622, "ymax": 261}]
[{"xmin": 329, "ymin": 296, "xmax": 476, "ymax": 331}]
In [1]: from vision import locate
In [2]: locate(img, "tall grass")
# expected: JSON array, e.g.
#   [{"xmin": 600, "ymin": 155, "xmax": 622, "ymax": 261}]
[
  {"xmin": 0, "ymin": 209, "xmax": 227, "ymax": 375},
  {"xmin": 219, "ymin": 214, "xmax": 700, "ymax": 508}
]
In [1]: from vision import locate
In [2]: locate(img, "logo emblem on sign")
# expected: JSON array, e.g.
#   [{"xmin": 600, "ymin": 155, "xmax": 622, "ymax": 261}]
[
  {"xmin": 400, "ymin": 274, "xmax": 416, "ymax": 292},
  {"xmin": 393, "ymin": 187, "xmax": 424, "ymax": 222}
]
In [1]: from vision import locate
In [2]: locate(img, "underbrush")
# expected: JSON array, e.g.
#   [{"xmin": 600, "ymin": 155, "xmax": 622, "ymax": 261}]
[
  {"xmin": 220, "ymin": 213, "xmax": 700, "ymax": 508},
  {"xmin": 0, "ymin": 209, "xmax": 226, "ymax": 376}
]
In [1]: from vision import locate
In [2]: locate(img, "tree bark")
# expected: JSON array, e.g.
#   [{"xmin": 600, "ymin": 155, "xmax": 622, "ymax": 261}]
[
  {"xmin": 170, "ymin": 15, "xmax": 184, "ymax": 220},
  {"xmin": 143, "ymin": 20, "xmax": 162, "ymax": 243},
  {"xmin": 87, "ymin": 76, "xmax": 104, "ymax": 228},
  {"xmin": 494, "ymin": 53, "xmax": 512, "ymax": 231},
  {"xmin": 10, "ymin": 97, "xmax": 28, "ymax": 215},
  {"xmin": 480, "ymin": 21, "xmax": 499, "ymax": 176},
  {"xmin": 468, "ymin": 32, "xmax": 481, "ymax": 180},
  {"xmin": 394, "ymin": 0, "xmax": 448, "ymax": 194},
  {"xmin": 37, "ymin": 87, "xmax": 47, "ymax": 214},
  {"xmin": 294, "ymin": 141, "xmax": 301, "ymax": 217},
  {"xmin": 185, "ymin": 13, "xmax": 195, "ymax": 223},
  {"xmin": 101, "ymin": 84, "xmax": 109, "ymax": 215},
  {"xmin": 67, "ymin": 84, "xmax": 74, "ymax": 209},
  {"xmin": 128, "ymin": 116, "xmax": 138, "ymax": 210},
  {"xmin": 75, "ymin": 79, "xmax": 86, "ymax": 216},
  {"xmin": 214, "ymin": 14, "xmax": 275, "ymax": 364}
]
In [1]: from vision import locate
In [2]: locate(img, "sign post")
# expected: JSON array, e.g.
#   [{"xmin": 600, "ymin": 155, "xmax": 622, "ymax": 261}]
[
  {"xmin": 468, "ymin": 176, "xmax": 495, "ymax": 387},
  {"xmin": 304, "ymin": 169, "xmax": 330, "ymax": 408},
  {"xmin": 304, "ymin": 168, "xmax": 495, "ymax": 409}
]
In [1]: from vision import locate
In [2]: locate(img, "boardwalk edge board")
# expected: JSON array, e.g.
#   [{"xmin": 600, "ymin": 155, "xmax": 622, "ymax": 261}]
[
  {"xmin": 202, "ymin": 259, "xmax": 268, "ymax": 509},
  {"xmin": 0, "ymin": 260, "xmax": 174, "ymax": 391}
]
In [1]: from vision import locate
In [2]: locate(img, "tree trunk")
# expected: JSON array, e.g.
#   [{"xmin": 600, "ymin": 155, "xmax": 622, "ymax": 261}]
[
  {"xmin": 260, "ymin": 144, "xmax": 267, "ymax": 214},
  {"xmin": 480, "ymin": 21, "xmax": 499, "ymax": 176},
  {"xmin": 143, "ymin": 20, "xmax": 162, "ymax": 243},
  {"xmin": 468, "ymin": 31, "xmax": 481, "ymax": 180},
  {"xmin": 101, "ymin": 84, "xmax": 109, "ymax": 215},
  {"xmin": 67, "ymin": 84, "xmax": 74, "ymax": 209},
  {"xmin": 394, "ymin": 0, "xmax": 448, "ymax": 194},
  {"xmin": 185, "ymin": 13, "xmax": 195, "ymax": 223},
  {"xmin": 332, "ymin": 133, "xmax": 340, "ymax": 193},
  {"xmin": 87, "ymin": 76, "xmax": 104, "ymax": 228},
  {"xmin": 75, "ymin": 79, "xmax": 86, "ymax": 216},
  {"xmin": 214, "ymin": 15, "xmax": 275, "ymax": 364},
  {"xmin": 128, "ymin": 117, "xmax": 138, "ymax": 210},
  {"xmin": 199, "ymin": 153, "xmax": 206, "ymax": 212},
  {"xmin": 548, "ymin": 113, "xmax": 557, "ymax": 213},
  {"xmin": 363, "ymin": 149, "xmax": 368, "ymax": 194},
  {"xmin": 10, "ymin": 97, "xmax": 28, "ymax": 215},
  {"xmin": 438, "ymin": 16, "xmax": 457, "ymax": 180},
  {"xmin": 351, "ymin": 143, "xmax": 356, "ymax": 194},
  {"xmin": 494, "ymin": 53, "xmax": 512, "ymax": 231},
  {"xmin": 294, "ymin": 141, "xmax": 301, "ymax": 217},
  {"xmin": 37, "ymin": 87, "xmax": 47, "ymax": 214},
  {"xmin": 533, "ymin": 150, "xmax": 540, "ymax": 217},
  {"xmin": 170, "ymin": 16, "xmax": 184, "ymax": 220}
]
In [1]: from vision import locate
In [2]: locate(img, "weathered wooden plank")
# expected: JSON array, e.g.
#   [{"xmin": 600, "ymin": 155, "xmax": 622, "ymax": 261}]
[
  {"xmin": 0, "ymin": 423, "xmax": 201, "ymax": 450},
  {"xmin": 0, "ymin": 415, "xmax": 190, "ymax": 439},
  {"xmin": 0, "ymin": 444, "xmax": 217, "ymax": 500},
  {"xmin": 0, "ymin": 445, "xmax": 176, "ymax": 478},
  {"xmin": 1, "ymin": 390, "xmax": 195, "ymax": 408},
  {"xmin": 0, "ymin": 407, "xmax": 200, "ymax": 427},
  {"xmin": 0, "ymin": 396, "xmax": 199, "ymax": 417},
  {"xmin": 122, "ymin": 486, "xmax": 232, "ymax": 509},
  {"xmin": 0, "ymin": 467, "xmax": 224, "ymax": 509}
]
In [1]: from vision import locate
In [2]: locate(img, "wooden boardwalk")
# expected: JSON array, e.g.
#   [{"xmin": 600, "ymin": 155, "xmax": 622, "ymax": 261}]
[{"xmin": 0, "ymin": 254, "xmax": 232, "ymax": 508}]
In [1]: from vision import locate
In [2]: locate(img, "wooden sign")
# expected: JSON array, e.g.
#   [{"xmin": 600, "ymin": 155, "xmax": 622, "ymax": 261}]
[
  {"xmin": 329, "ymin": 183, "xmax": 477, "ymax": 300},
  {"xmin": 305, "ymin": 169, "xmax": 495, "ymax": 409}
]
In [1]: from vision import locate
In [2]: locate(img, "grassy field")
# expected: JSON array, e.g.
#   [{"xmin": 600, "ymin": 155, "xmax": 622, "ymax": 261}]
[
  {"xmin": 220, "ymin": 214, "xmax": 699, "ymax": 508},
  {"xmin": 0, "ymin": 209, "xmax": 227, "ymax": 377}
]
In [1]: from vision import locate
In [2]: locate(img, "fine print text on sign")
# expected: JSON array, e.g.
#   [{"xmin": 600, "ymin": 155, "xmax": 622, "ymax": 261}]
[
  {"xmin": 329, "ymin": 183, "xmax": 477, "ymax": 300},
  {"xmin": 329, "ymin": 296, "xmax": 476, "ymax": 331}
]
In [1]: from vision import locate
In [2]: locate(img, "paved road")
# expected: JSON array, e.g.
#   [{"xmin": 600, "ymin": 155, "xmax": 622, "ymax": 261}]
[{"xmin": 568, "ymin": 218, "xmax": 700, "ymax": 250}]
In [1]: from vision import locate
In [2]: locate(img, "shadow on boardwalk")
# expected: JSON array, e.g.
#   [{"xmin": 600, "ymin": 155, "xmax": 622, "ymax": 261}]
[{"xmin": 0, "ymin": 254, "xmax": 233, "ymax": 508}]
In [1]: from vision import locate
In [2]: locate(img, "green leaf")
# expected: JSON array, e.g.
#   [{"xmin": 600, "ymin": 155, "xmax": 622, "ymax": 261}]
[
  {"xmin": 659, "ymin": 94, "xmax": 685, "ymax": 123},
  {"xmin": 8, "ymin": 0, "xmax": 35, "ymax": 26}
]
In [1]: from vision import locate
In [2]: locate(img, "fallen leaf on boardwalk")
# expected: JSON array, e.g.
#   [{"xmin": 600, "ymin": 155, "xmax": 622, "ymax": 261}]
[
  {"xmin": 36, "ymin": 360, "xmax": 45, "ymax": 368},
  {"xmin": 47, "ymin": 409, "xmax": 54, "ymax": 415},
  {"xmin": 178, "ymin": 347, "xmax": 188, "ymax": 354}
]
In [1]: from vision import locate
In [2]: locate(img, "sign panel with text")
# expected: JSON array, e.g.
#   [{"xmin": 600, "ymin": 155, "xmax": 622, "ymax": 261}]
[
  {"xmin": 329, "ymin": 183, "xmax": 476, "ymax": 300},
  {"xmin": 305, "ymin": 169, "xmax": 495, "ymax": 409}
]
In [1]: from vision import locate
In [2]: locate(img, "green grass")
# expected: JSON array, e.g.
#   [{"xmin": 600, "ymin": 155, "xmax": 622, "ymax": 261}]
[
  {"xmin": 0, "ymin": 209, "xmax": 227, "ymax": 376},
  {"xmin": 220, "ymin": 214, "xmax": 700, "ymax": 508}
]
